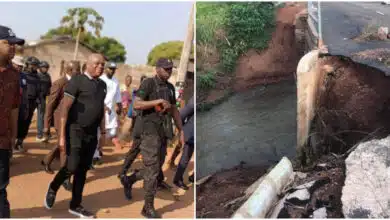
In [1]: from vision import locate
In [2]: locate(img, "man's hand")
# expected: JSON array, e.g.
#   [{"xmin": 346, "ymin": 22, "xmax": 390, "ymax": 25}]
[
  {"xmin": 160, "ymin": 100, "xmax": 171, "ymax": 112},
  {"xmin": 105, "ymin": 106, "xmax": 111, "ymax": 115},
  {"xmin": 179, "ymin": 130, "xmax": 185, "ymax": 146}
]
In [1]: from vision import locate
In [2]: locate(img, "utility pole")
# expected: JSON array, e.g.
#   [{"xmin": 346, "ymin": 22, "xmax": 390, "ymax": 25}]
[{"xmin": 176, "ymin": 3, "xmax": 194, "ymax": 108}]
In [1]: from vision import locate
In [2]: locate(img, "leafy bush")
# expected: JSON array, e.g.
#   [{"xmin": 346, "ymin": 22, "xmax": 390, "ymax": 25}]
[
  {"xmin": 196, "ymin": 2, "xmax": 276, "ymax": 73},
  {"xmin": 197, "ymin": 70, "xmax": 216, "ymax": 90}
]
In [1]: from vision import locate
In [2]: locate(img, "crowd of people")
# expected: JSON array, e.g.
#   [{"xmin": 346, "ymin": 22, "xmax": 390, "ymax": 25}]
[{"xmin": 0, "ymin": 25, "xmax": 194, "ymax": 218}]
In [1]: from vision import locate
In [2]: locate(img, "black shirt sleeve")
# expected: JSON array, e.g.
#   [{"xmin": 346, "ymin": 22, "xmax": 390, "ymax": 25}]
[
  {"xmin": 167, "ymin": 83, "xmax": 177, "ymax": 105},
  {"xmin": 64, "ymin": 75, "xmax": 80, "ymax": 99},
  {"xmin": 136, "ymin": 78, "xmax": 153, "ymax": 101}
]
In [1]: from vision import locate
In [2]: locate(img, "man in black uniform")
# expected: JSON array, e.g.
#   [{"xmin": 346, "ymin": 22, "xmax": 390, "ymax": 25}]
[
  {"xmin": 15, "ymin": 56, "xmax": 41, "ymax": 152},
  {"xmin": 36, "ymin": 61, "xmax": 52, "ymax": 142},
  {"xmin": 121, "ymin": 58, "xmax": 185, "ymax": 218},
  {"xmin": 44, "ymin": 54, "xmax": 106, "ymax": 218},
  {"xmin": 118, "ymin": 76, "xmax": 172, "ymax": 201}
]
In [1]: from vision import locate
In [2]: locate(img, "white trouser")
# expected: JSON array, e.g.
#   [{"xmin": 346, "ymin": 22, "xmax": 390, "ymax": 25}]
[{"xmin": 94, "ymin": 127, "xmax": 117, "ymax": 159}]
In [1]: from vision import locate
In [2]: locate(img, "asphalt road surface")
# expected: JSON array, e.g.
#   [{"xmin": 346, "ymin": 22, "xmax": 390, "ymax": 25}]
[{"xmin": 320, "ymin": 2, "xmax": 390, "ymax": 74}]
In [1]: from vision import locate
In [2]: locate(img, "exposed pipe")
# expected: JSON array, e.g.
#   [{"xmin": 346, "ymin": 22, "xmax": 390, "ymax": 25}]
[{"xmin": 232, "ymin": 157, "xmax": 294, "ymax": 218}]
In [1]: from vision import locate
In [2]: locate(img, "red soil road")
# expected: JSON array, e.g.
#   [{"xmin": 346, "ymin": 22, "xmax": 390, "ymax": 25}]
[{"xmin": 8, "ymin": 122, "xmax": 194, "ymax": 218}]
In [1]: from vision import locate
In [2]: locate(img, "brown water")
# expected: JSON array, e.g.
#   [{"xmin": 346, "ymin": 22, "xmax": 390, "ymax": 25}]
[{"xmin": 196, "ymin": 79, "xmax": 297, "ymax": 178}]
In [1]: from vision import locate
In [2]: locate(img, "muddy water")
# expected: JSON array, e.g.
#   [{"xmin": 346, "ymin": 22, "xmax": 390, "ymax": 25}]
[{"xmin": 196, "ymin": 80, "xmax": 297, "ymax": 179}]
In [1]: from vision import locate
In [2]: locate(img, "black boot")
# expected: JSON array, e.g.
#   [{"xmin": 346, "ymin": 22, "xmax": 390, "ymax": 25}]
[
  {"xmin": 62, "ymin": 178, "xmax": 72, "ymax": 191},
  {"xmin": 41, "ymin": 160, "xmax": 54, "ymax": 174},
  {"xmin": 173, "ymin": 180, "xmax": 189, "ymax": 190},
  {"xmin": 141, "ymin": 198, "xmax": 161, "ymax": 218},
  {"xmin": 120, "ymin": 170, "xmax": 139, "ymax": 200}
]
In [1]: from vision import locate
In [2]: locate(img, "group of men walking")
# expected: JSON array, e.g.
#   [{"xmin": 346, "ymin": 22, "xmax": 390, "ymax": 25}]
[{"xmin": 0, "ymin": 24, "xmax": 194, "ymax": 218}]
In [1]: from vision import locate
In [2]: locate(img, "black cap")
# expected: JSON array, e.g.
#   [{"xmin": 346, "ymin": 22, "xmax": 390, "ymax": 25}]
[
  {"xmin": 39, "ymin": 61, "xmax": 49, "ymax": 68},
  {"xmin": 0, "ymin": 25, "xmax": 25, "ymax": 45},
  {"xmin": 156, "ymin": 58, "xmax": 173, "ymax": 69},
  {"xmin": 26, "ymin": 56, "xmax": 40, "ymax": 65}
]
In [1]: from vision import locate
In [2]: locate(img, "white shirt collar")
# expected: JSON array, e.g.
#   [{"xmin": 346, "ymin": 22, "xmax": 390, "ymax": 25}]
[
  {"xmin": 84, "ymin": 72, "xmax": 93, "ymax": 80},
  {"xmin": 66, "ymin": 74, "xmax": 71, "ymax": 80}
]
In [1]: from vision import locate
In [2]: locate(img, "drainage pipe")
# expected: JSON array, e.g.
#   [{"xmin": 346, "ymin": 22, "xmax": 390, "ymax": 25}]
[{"xmin": 232, "ymin": 157, "xmax": 294, "ymax": 218}]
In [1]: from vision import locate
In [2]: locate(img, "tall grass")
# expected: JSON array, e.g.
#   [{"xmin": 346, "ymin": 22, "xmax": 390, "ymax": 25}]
[{"xmin": 196, "ymin": 2, "xmax": 276, "ymax": 77}]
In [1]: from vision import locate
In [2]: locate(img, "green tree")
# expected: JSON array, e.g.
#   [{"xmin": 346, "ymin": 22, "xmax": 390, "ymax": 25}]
[
  {"xmin": 87, "ymin": 36, "xmax": 127, "ymax": 63},
  {"xmin": 41, "ymin": 8, "xmax": 127, "ymax": 63},
  {"xmin": 147, "ymin": 41, "xmax": 194, "ymax": 66},
  {"xmin": 60, "ymin": 7, "xmax": 105, "ymax": 59}
]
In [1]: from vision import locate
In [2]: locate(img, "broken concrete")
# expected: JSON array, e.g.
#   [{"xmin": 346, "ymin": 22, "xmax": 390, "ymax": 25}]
[
  {"xmin": 312, "ymin": 207, "xmax": 327, "ymax": 218},
  {"xmin": 286, "ymin": 189, "xmax": 311, "ymax": 205},
  {"xmin": 342, "ymin": 136, "xmax": 390, "ymax": 218}
]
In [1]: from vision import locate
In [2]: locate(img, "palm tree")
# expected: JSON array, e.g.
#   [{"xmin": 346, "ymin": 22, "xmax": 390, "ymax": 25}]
[{"xmin": 60, "ymin": 8, "xmax": 105, "ymax": 59}]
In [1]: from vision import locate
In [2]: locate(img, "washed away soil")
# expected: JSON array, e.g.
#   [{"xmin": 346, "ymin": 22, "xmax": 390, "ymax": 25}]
[
  {"xmin": 234, "ymin": 3, "xmax": 305, "ymax": 91},
  {"xmin": 198, "ymin": 3, "xmax": 306, "ymax": 106},
  {"xmin": 312, "ymin": 56, "xmax": 390, "ymax": 155},
  {"xmin": 196, "ymin": 154, "xmax": 346, "ymax": 219},
  {"xmin": 196, "ymin": 164, "xmax": 268, "ymax": 218}
]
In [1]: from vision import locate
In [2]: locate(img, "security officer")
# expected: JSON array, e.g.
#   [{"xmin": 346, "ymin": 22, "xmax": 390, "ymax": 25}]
[
  {"xmin": 121, "ymin": 58, "xmax": 185, "ymax": 218},
  {"xmin": 15, "ymin": 56, "xmax": 41, "ymax": 152},
  {"xmin": 37, "ymin": 61, "xmax": 52, "ymax": 141}
]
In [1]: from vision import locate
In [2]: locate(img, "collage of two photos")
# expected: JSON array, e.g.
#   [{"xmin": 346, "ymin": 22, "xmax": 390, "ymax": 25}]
[{"xmin": 0, "ymin": 0, "xmax": 390, "ymax": 219}]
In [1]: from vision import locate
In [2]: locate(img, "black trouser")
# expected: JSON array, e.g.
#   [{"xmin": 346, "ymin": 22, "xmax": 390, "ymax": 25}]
[
  {"xmin": 0, "ymin": 149, "xmax": 10, "ymax": 218},
  {"xmin": 49, "ymin": 124, "xmax": 97, "ymax": 209},
  {"xmin": 119, "ymin": 138, "xmax": 167, "ymax": 184},
  {"xmin": 119, "ymin": 138, "xmax": 141, "ymax": 176},
  {"xmin": 17, "ymin": 99, "xmax": 37, "ymax": 141},
  {"xmin": 36, "ymin": 96, "xmax": 46, "ymax": 138},
  {"xmin": 128, "ymin": 133, "xmax": 166, "ymax": 202},
  {"xmin": 174, "ymin": 142, "xmax": 194, "ymax": 182}
]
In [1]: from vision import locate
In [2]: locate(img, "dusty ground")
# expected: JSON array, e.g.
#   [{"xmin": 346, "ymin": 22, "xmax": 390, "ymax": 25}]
[
  {"xmin": 196, "ymin": 164, "xmax": 268, "ymax": 218},
  {"xmin": 8, "ymin": 122, "xmax": 194, "ymax": 218}
]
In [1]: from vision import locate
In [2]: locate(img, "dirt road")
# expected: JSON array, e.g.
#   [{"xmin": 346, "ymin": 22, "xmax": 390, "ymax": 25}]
[{"xmin": 8, "ymin": 123, "xmax": 194, "ymax": 218}]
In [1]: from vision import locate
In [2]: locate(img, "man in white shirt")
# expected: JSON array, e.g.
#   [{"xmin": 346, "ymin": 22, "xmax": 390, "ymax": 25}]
[{"xmin": 93, "ymin": 62, "xmax": 123, "ymax": 165}]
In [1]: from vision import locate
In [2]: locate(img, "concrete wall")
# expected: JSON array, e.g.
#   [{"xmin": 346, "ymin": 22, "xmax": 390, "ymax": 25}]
[
  {"xmin": 21, "ymin": 41, "xmax": 92, "ymax": 81},
  {"xmin": 18, "ymin": 40, "xmax": 194, "ymax": 99}
]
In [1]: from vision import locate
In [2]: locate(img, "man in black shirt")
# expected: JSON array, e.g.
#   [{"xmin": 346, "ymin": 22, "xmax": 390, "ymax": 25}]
[
  {"xmin": 36, "ymin": 61, "xmax": 52, "ymax": 142},
  {"xmin": 122, "ymin": 58, "xmax": 185, "ymax": 218},
  {"xmin": 44, "ymin": 54, "xmax": 106, "ymax": 218}
]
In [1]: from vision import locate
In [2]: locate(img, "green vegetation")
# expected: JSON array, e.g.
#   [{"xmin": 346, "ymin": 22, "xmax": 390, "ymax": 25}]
[
  {"xmin": 41, "ymin": 7, "xmax": 127, "ymax": 63},
  {"xmin": 196, "ymin": 2, "xmax": 276, "ymax": 77},
  {"xmin": 197, "ymin": 70, "xmax": 216, "ymax": 90},
  {"xmin": 147, "ymin": 41, "xmax": 194, "ymax": 66},
  {"xmin": 147, "ymin": 41, "xmax": 183, "ymax": 66}
]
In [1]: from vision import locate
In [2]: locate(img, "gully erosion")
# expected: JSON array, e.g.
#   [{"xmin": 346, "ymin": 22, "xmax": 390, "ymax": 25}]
[{"xmin": 196, "ymin": 4, "xmax": 305, "ymax": 179}]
